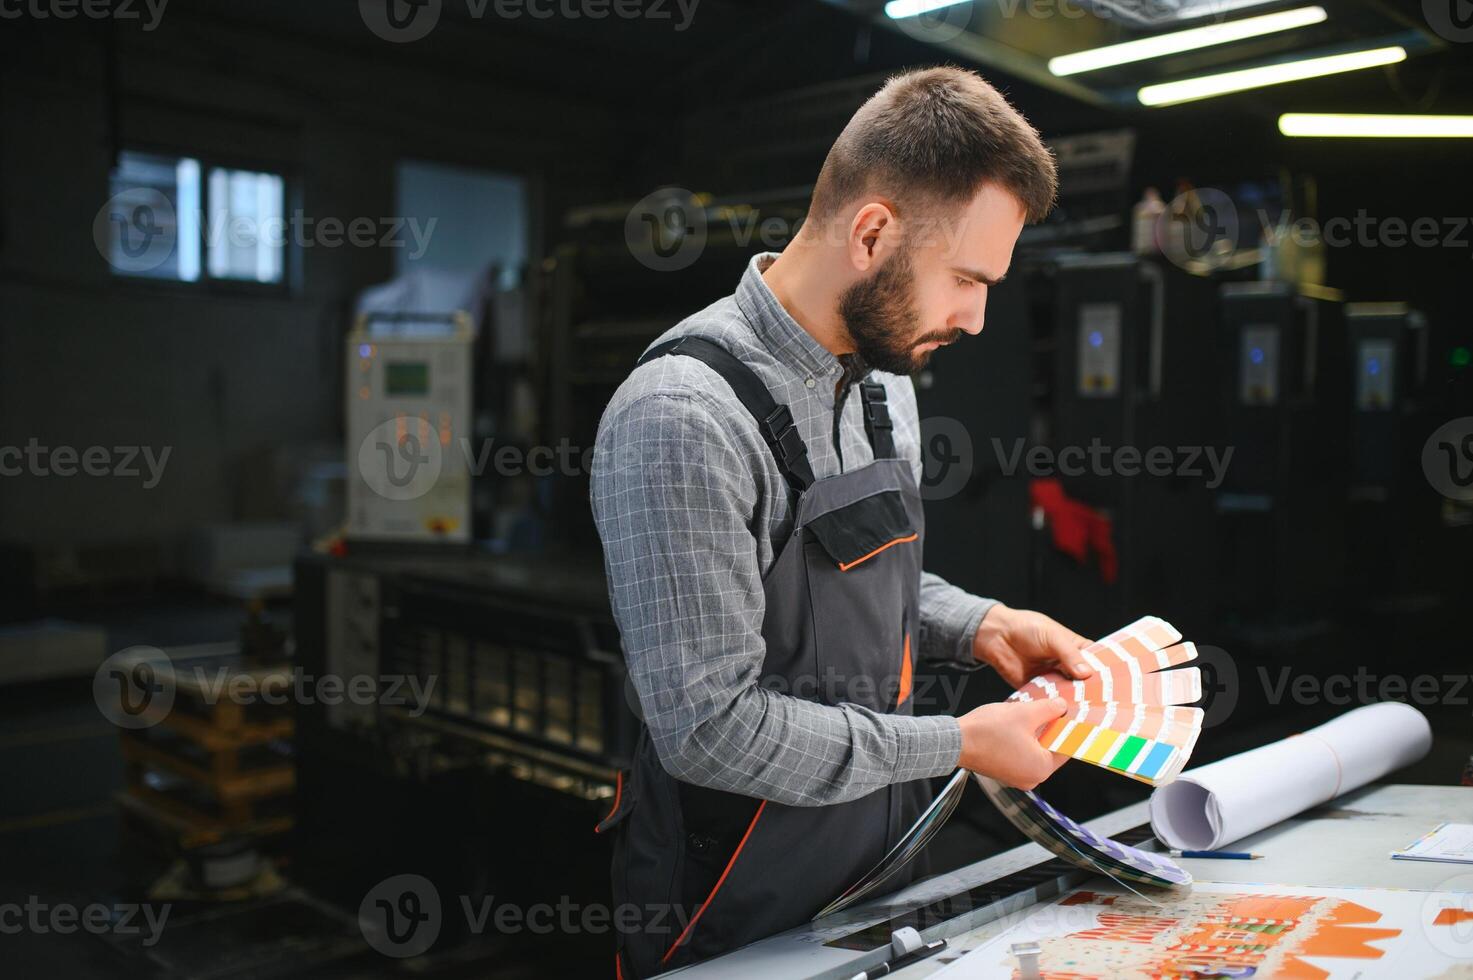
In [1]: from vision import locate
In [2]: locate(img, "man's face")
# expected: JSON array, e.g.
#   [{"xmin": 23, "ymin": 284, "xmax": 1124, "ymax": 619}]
[{"xmin": 838, "ymin": 183, "xmax": 1027, "ymax": 375}]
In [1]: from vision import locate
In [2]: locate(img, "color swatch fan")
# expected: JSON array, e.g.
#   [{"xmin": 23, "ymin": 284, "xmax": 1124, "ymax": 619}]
[{"xmin": 1009, "ymin": 616, "xmax": 1203, "ymax": 786}]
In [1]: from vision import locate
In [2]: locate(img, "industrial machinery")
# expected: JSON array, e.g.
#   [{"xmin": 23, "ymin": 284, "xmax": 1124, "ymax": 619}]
[
  {"xmin": 1215, "ymin": 281, "xmax": 1348, "ymax": 623},
  {"xmin": 917, "ymin": 255, "xmax": 1230, "ymax": 821},
  {"xmin": 913, "ymin": 274, "xmax": 1032, "ymax": 609},
  {"xmin": 295, "ymin": 551, "xmax": 631, "ymax": 792},
  {"xmin": 1341, "ymin": 303, "xmax": 1445, "ymax": 651},
  {"xmin": 1030, "ymin": 254, "xmax": 1221, "ymax": 640},
  {"xmin": 541, "ymin": 188, "xmax": 808, "ymax": 549},
  {"xmin": 292, "ymin": 551, "xmax": 633, "ymax": 952},
  {"xmin": 1346, "ymin": 302, "xmax": 1428, "ymax": 499},
  {"xmin": 345, "ymin": 312, "xmax": 477, "ymax": 545},
  {"xmin": 1020, "ymin": 130, "xmax": 1137, "ymax": 253}
]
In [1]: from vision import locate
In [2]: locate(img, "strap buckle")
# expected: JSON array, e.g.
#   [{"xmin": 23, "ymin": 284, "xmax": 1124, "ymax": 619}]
[
  {"xmin": 760, "ymin": 404, "xmax": 810, "ymax": 487},
  {"xmin": 861, "ymin": 381, "xmax": 892, "ymax": 431}
]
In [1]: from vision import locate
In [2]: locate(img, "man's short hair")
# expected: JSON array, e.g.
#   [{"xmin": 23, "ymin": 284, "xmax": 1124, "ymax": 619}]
[{"xmin": 809, "ymin": 66, "xmax": 1058, "ymax": 227}]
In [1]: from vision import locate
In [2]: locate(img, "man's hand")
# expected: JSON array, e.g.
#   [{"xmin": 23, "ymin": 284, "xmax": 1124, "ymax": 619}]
[
  {"xmin": 956, "ymin": 698, "xmax": 1069, "ymax": 790},
  {"xmin": 973, "ymin": 603, "xmax": 1094, "ymax": 690}
]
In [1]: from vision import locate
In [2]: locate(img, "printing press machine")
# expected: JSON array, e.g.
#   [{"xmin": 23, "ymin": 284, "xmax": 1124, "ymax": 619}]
[{"xmin": 291, "ymin": 550, "xmax": 635, "ymax": 947}]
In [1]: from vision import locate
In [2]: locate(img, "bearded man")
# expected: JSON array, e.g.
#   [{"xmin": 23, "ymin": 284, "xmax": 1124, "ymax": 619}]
[{"xmin": 590, "ymin": 66, "xmax": 1097, "ymax": 977}]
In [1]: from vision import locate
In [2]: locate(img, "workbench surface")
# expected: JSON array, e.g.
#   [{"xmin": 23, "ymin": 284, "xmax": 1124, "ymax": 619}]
[{"xmin": 670, "ymin": 783, "xmax": 1471, "ymax": 980}]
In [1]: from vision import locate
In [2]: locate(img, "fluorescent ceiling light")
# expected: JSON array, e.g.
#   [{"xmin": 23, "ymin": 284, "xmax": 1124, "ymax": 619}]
[
  {"xmin": 889, "ymin": 0, "xmax": 1281, "ymax": 27},
  {"xmin": 1138, "ymin": 45, "xmax": 1406, "ymax": 106},
  {"xmin": 1279, "ymin": 113, "xmax": 1473, "ymax": 137},
  {"xmin": 884, "ymin": 0, "xmax": 966, "ymax": 17},
  {"xmin": 1093, "ymin": 0, "xmax": 1284, "ymax": 23},
  {"xmin": 1171, "ymin": 0, "xmax": 1279, "ymax": 15},
  {"xmin": 1049, "ymin": 6, "xmax": 1326, "ymax": 77}
]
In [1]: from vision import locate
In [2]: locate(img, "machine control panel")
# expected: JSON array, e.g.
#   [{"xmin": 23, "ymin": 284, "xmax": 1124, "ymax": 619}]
[{"xmin": 1076, "ymin": 302, "xmax": 1122, "ymax": 397}]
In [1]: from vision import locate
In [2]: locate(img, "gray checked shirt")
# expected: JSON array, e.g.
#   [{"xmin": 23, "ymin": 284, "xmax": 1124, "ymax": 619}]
[{"xmin": 591, "ymin": 252, "xmax": 997, "ymax": 807}]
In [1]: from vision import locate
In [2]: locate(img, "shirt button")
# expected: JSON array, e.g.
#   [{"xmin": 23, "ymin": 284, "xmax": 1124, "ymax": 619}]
[{"xmin": 805, "ymin": 377, "xmax": 815, "ymax": 388}]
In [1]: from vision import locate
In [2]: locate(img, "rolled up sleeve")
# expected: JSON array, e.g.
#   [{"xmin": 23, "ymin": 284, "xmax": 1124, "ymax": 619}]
[{"xmin": 591, "ymin": 389, "xmax": 960, "ymax": 807}]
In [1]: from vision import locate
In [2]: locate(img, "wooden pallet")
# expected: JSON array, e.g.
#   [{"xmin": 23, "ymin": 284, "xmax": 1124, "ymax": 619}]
[
  {"xmin": 121, "ymin": 734, "xmax": 295, "ymax": 812},
  {"xmin": 154, "ymin": 710, "xmax": 294, "ymax": 752},
  {"xmin": 164, "ymin": 660, "xmax": 296, "ymax": 737},
  {"xmin": 112, "ymin": 651, "xmax": 297, "ymax": 845},
  {"xmin": 116, "ymin": 788, "xmax": 293, "ymax": 851}
]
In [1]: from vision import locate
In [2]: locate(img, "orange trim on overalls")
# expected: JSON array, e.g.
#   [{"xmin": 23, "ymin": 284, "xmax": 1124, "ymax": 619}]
[
  {"xmin": 660, "ymin": 800, "xmax": 769, "ymax": 965},
  {"xmin": 897, "ymin": 631, "xmax": 912, "ymax": 705},
  {"xmin": 594, "ymin": 771, "xmax": 623, "ymax": 833},
  {"xmin": 836, "ymin": 533, "xmax": 918, "ymax": 572}
]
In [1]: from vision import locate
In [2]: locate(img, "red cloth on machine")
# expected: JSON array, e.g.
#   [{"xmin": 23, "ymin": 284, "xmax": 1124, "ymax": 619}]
[{"xmin": 1029, "ymin": 478, "xmax": 1118, "ymax": 584}]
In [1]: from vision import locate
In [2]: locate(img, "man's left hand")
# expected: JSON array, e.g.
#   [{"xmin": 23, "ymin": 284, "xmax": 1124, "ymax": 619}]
[{"xmin": 973, "ymin": 603, "xmax": 1094, "ymax": 690}]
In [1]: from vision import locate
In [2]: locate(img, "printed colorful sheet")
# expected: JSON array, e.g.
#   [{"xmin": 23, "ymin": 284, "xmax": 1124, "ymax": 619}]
[
  {"xmin": 1009, "ymin": 616, "xmax": 1204, "ymax": 786},
  {"xmin": 976, "ymin": 774, "xmax": 1192, "ymax": 888},
  {"xmin": 933, "ymin": 880, "xmax": 1472, "ymax": 979}
]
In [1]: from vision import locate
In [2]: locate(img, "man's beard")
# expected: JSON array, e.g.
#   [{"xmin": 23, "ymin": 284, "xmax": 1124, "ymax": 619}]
[{"xmin": 837, "ymin": 247, "xmax": 962, "ymax": 375}]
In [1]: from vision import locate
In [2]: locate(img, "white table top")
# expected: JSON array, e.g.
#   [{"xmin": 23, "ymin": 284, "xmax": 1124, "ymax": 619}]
[{"xmin": 668, "ymin": 783, "xmax": 1471, "ymax": 980}]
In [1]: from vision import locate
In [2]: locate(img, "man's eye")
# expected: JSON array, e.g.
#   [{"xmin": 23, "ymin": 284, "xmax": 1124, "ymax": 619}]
[{"xmin": 956, "ymin": 277, "xmax": 974, "ymax": 288}]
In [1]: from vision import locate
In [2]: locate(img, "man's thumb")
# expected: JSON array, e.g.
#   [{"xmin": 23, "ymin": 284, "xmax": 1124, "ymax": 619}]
[{"xmin": 1022, "ymin": 696, "xmax": 1069, "ymax": 729}]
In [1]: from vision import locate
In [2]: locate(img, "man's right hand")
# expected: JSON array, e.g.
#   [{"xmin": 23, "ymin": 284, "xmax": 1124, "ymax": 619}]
[{"xmin": 956, "ymin": 698, "xmax": 1069, "ymax": 790}]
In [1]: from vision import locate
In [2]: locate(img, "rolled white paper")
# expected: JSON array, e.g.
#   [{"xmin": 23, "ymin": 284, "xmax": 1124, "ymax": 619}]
[{"xmin": 1149, "ymin": 702, "xmax": 1432, "ymax": 851}]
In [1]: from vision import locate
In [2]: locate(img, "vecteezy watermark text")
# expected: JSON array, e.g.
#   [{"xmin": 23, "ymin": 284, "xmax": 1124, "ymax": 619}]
[
  {"xmin": 1424, "ymin": 0, "xmax": 1473, "ymax": 43},
  {"xmin": 95, "ymin": 191, "xmax": 438, "ymax": 275},
  {"xmin": 359, "ymin": 0, "xmax": 698, "ymax": 44},
  {"xmin": 625, "ymin": 665, "xmax": 974, "ymax": 723},
  {"xmin": 0, "ymin": 440, "xmax": 170, "ymax": 488},
  {"xmin": 94, "ymin": 646, "xmax": 437, "ymax": 730},
  {"xmin": 0, "ymin": 898, "xmax": 170, "ymax": 947},
  {"xmin": 993, "ymin": 438, "xmax": 1235, "ymax": 489},
  {"xmin": 0, "ymin": 0, "xmax": 168, "ymax": 29},
  {"xmin": 1257, "ymin": 209, "xmax": 1473, "ymax": 253},
  {"xmin": 359, "ymin": 874, "xmax": 695, "ymax": 958},
  {"xmin": 1423, "ymin": 417, "xmax": 1473, "ymax": 501},
  {"xmin": 1261, "ymin": 667, "xmax": 1473, "ymax": 709}
]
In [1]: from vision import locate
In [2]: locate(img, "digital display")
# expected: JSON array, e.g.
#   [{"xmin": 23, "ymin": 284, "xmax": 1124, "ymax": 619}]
[
  {"xmin": 1239, "ymin": 325, "xmax": 1279, "ymax": 406},
  {"xmin": 1077, "ymin": 302, "xmax": 1122, "ymax": 397},
  {"xmin": 385, "ymin": 362, "xmax": 430, "ymax": 397},
  {"xmin": 1357, "ymin": 339, "xmax": 1395, "ymax": 411}
]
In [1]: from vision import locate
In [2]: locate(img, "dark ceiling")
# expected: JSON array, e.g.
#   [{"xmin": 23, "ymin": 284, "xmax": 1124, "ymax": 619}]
[
  {"xmin": 147, "ymin": 0, "xmax": 1473, "ymax": 123},
  {"xmin": 827, "ymin": 0, "xmax": 1468, "ymax": 113}
]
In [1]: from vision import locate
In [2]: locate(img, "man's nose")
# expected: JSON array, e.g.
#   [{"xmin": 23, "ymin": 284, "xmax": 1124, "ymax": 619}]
[{"xmin": 953, "ymin": 302, "xmax": 985, "ymax": 336}]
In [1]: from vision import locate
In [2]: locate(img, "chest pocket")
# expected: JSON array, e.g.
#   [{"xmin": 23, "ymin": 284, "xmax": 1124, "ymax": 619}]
[
  {"xmin": 804, "ymin": 488, "xmax": 917, "ymax": 572},
  {"xmin": 799, "ymin": 470, "xmax": 923, "ymax": 715}
]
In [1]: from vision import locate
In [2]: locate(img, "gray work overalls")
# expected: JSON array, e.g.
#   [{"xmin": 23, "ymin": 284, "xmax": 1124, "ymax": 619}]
[{"xmin": 596, "ymin": 336, "xmax": 934, "ymax": 978}]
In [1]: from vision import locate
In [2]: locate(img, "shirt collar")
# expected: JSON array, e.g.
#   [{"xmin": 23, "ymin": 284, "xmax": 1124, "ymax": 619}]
[{"xmin": 736, "ymin": 252, "xmax": 845, "ymax": 382}]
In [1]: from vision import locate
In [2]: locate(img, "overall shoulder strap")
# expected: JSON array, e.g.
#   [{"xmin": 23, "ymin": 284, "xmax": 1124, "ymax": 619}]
[
  {"xmin": 637, "ymin": 336, "xmax": 815, "ymax": 492},
  {"xmin": 858, "ymin": 378, "xmax": 895, "ymax": 460}
]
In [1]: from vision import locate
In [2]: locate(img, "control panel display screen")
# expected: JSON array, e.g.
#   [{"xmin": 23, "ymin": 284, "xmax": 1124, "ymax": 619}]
[
  {"xmin": 385, "ymin": 361, "xmax": 430, "ymax": 397},
  {"xmin": 1077, "ymin": 302, "xmax": 1122, "ymax": 398},
  {"xmin": 1239, "ymin": 325, "xmax": 1279, "ymax": 406},
  {"xmin": 1356, "ymin": 339, "xmax": 1395, "ymax": 411}
]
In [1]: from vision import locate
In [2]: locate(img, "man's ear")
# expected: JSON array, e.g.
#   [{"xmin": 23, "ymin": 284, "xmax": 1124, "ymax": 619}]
[{"xmin": 846, "ymin": 201, "xmax": 899, "ymax": 272}]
